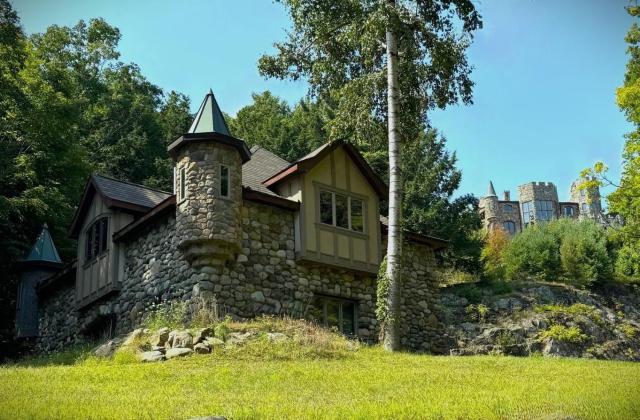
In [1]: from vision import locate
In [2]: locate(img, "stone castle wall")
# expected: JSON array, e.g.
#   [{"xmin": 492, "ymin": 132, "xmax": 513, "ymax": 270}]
[{"xmin": 36, "ymin": 200, "xmax": 444, "ymax": 352}]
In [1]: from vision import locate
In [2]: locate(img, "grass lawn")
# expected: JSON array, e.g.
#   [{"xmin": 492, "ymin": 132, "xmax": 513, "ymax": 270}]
[{"xmin": 0, "ymin": 347, "xmax": 639, "ymax": 419}]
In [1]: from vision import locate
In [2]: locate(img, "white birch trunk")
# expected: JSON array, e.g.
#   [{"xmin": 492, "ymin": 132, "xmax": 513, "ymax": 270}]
[{"xmin": 383, "ymin": 1, "xmax": 402, "ymax": 352}]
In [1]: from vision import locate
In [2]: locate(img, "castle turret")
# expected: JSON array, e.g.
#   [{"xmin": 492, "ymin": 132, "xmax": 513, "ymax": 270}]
[
  {"xmin": 570, "ymin": 179, "xmax": 603, "ymax": 221},
  {"xmin": 168, "ymin": 90, "xmax": 251, "ymax": 267},
  {"xmin": 479, "ymin": 181, "xmax": 500, "ymax": 230},
  {"xmin": 16, "ymin": 224, "xmax": 63, "ymax": 338}
]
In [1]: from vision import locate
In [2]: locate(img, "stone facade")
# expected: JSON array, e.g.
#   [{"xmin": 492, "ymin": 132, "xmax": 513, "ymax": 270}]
[
  {"xmin": 37, "ymin": 200, "xmax": 443, "ymax": 352},
  {"xmin": 479, "ymin": 180, "xmax": 604, "ymax": 234}
]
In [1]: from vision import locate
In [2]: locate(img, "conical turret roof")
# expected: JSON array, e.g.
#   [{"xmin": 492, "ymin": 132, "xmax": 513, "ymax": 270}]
[
  {"xmin": 23, "ymin": 224, "xmax": 62, "ymax": 264},
  {"xmin": 188, "ymin": 89, "xmax": 231, "ymax": 136},
  {"xmin": 487, "ymin": 181, "xmax": 497, "ymax": 197}
]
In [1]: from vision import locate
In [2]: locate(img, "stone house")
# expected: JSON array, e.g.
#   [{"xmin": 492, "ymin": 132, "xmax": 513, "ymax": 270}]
[
  {"xmin": 18, "ymin": 91, "xmax": 449, "ymax": 353},
  {"xmin": 478, "ymin": 180, "xmax": 604, "ymax": 234}
]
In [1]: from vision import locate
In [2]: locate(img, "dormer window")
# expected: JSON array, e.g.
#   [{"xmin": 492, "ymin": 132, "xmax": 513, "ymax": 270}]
[
  {"xmin": 220, "ymin": 164, "xmax": 230, "ymax": 198},
  {"xmin": 85, "ymin": 217, "xmax": 108, "ymax": 263}
]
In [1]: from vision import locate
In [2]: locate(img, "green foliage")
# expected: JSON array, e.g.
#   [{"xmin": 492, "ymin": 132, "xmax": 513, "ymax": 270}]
[
  {"xmin": 214, "ymin": 315, "xmax": 232, "ymax": 342},
  {"xmin": 481, "ymin": 227, "xmax": 509, "ymax": 281},
  {"xmin": 535, "ymin": 303, "xmax": 604, "ymax": 326},
  {"xmin": 142, "ymin": 301, "xmax": 189, "ymax": 331},
  {"xmin": 501, "ymin": 219, "xmax": 613, "ymax": 287},
  {"xmin": 539, "ymin": 325, "xmax": 589, "ymax": 344},
  {"xmin": 620, "ymin": 322, "xmax": 638, "ymax": 339},
  {"xmin": 465, "ymin": 303, "xmax": 489, "ymax": 323},
  {"xmin": 375, "ymin": 255, "xmax": 390, "ymax": 325}
]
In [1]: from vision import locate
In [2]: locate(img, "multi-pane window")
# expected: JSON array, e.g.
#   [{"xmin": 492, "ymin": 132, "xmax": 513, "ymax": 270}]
[
  {"xmin": 85, "ymin": 217, "xmax": 109, "ymax": 263},
  {"xmin": 522, "ymin": 201, "xmax": 534, "ymax": 226},
  {"xmin": 179, "ymin": 167, "xmax": 186, "ymax": 201},
  {"xmin": 535, "ymin": 200, "xmax": 554, "ymax": 222},
  {"xmin": 309, "ymin": 296, "xmax": 356, "ymax": 335},
  {"xmin": 563, "ymin": 206, "xmax": 575, "ymax": 217},
  {"xmin": 220, "ymin": 164, "xmax": 230, "ymax": 198},
  {"xmin": 502, "ymin": 221, "xmax": 516, "ymax": 234},
  {"xmin": 503, "ymin": 204, "xmax": 513, "ymax": 213},
  {"xmin": 319, "ymin": 190, "xmax": 365, "ymax": 233}
]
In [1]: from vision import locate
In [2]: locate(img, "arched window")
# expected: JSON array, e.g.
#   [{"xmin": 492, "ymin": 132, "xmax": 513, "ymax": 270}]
[
  {"xmin": 502, "ymin": 221, "xmax": 516, "ymax": 234},
  {"xmin": 503, "ymin": 204, "xmax": 513, "ymax": 213},
  {"xmin": 85, "ymin": 217, "xmax": 109, "ymax": 263}
]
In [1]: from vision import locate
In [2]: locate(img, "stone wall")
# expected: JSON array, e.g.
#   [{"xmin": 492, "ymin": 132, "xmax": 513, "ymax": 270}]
[
  {"xmin": 37, "ymin": 282, "xmax": 77, "ymax": 352},
  {"xmin": 37, "ymin": 200, "xmax": 443, "ymax": 351}
]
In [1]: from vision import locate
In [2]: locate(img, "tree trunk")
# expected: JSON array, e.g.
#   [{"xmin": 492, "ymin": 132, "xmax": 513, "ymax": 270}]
[{"xmin": 383, "ymin": 1, "xmax": 402, "ymax": 352}]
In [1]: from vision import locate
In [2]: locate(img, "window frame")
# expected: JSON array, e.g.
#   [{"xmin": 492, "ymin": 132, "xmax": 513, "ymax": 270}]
[
  {"xmin": 84, "ymin": 216, "xmax": 109, "ymax": 265},
  {"xmin": 563, "ymin": 206, "xmax": 575, "ymax": 217},
  {"xmin": 317, "ymin": 187, "xmax": 367, "ymax": 234},
  {"xmin": 179, "ymin": 166, "xmax": 187, "ymax": 203},
  {"xmin": 219, "ymin": 164, "xmax": 230, "ymax": 199},
  {"xmin": 535, "ymin": 200, "xmax": 554, "ymax": 222},
  {"xmin": 502, "ymin": 221, "xmax": 516, "ymax": 234},
  {"xmin": 522, "ymin": 201, "xmax": 534, "ymax": 226},
  {"xmin": 503, "ymin": 204, "xmax": 514, "ymax": 213},
  {"xmin": 311, "ymin": 295, "xmax": 358, "ymax": 336}
]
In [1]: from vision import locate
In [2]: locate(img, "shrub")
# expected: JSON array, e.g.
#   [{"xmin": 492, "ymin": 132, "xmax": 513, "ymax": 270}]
[
  {"xmin": 142, "ymin": 300, "xmax": 189, "ymax": 330},
  {"xmin": 465, "ymin": 304, "xmax": 489, "ymax": 323},
  {"xmin": 535, "ymin": 303, "xmax": 604, "ymax": 326},
  {"xmin": 480, "ymin": 227, "xmax": 509, "ymax": 281},
  {"xmin": 538, "ymin": 325, "xmax": 588, "ymax": 343},
  {"xmin": 502, "ymin": 219, "xmax": 613, "ymax": 287}
]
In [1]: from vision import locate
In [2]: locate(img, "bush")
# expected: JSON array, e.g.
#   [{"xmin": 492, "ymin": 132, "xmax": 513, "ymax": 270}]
[
  {"xmin": 539, "ymin": 325, "xmax": 588, "ymax": 343},
  {"xmin": 480, "ymin": 227, "xmax": 509, "ymax": 281},
  {"xmin": 501, "ymin": 219, "xmax": 613, "ymax": 287}
]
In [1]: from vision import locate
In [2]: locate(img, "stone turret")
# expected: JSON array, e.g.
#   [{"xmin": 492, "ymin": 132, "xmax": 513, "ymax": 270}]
[
  {"xmin": 168, "ymin": 90, "xmax": 251, "ymax": 267},
  {"xmin": 570, "ymin": 179, "xmax": 603, "ymax": 221},
  {"xmin": 479, "ymin": 181, "xmax": 500, "ymax": 230}
]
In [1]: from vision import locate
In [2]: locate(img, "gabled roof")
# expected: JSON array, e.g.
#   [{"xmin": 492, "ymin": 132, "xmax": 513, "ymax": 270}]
[
  {"xmin": 242, "ymin": 145, "xmax": 291, "ymax": 196},
  {"xmin": 69, "ymin": 174, "xmax": 172, "ymax": 239},
  {"xmin": 22, "ymin": 224, "xmax": 62, "ymax": 266},
  {"xmin": 262, "ymin": 140, "xmax": 388, "ymax": 198},
  {"xmin": 379, "ymin": 216, "xmax": 448, "ymax": 251},
  {"xmin": 168, "ymin": 90, "xmax": 251, "ymax": 163},
  {"xmin": 188, "ymin": 89, "xmax": 231, "ymax": 135}
]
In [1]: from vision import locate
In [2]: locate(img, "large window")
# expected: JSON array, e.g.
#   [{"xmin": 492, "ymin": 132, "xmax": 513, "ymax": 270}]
[
  {"xmin": 502, "ymin": 221, "xmax": 516, "ymax": 234},
  {"xmin": 535, "ymin": 200, "xmax": 554, "ymax": 222},
  {"xmin": 220, "ymin": 164, "xmax": 230, "ymax": 198},
  {"xmin": 503, "ymin": 204, "xmax": 514, "ymax": 213},
  {"xmin": 563, "ymin": 206, "xmax": 575, "ymax": 217},
  {"xmin": 85, "ymin": 217, "xmax": 109, "ymax": 263},
  {"xmin": 309, "ymin": 296, "xmax": 356, "ymax": 335},
  {"xmin": 522, "ymin": 201, "xmax": 534, "ymax": 225},
  {"xmin": 319, "ymin": 190, "xmax": 365, "ymax": 233}
]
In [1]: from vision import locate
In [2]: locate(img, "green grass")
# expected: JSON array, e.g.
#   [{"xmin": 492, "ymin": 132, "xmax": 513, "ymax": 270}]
[{"xmin": 1, "ymin": 347, "xmax": 639, "ymax": 419}]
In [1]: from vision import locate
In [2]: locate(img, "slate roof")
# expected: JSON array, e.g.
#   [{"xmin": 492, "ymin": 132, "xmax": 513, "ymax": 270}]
[
  {"xmin": 23, "ymin": 224, "xmax": 62, "ymax": 264},
  {"xmin": 242, "ymin": 145, "xmax": 291, "ymax": 196},
  {"xmin": 92, "ymin": 174, "xmax": 172, "ymax": 209}
]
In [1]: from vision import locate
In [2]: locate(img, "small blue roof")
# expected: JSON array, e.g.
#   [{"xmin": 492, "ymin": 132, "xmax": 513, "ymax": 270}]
[
  {"xmin": 24, "ymin": 224, "xmax": 62, "ymax": 263},
  {"xmin": 188, "ymin": 89, "xmax": 231, "ymax": 136}
]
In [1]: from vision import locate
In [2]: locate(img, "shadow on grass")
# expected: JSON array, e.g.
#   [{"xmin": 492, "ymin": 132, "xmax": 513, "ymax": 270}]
[{"xmin": 3, "ymin": 343, "xmax": 96, "ymax": 368}]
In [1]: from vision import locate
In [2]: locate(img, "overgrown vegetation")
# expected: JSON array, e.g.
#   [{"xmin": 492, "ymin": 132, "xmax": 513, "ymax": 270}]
[
  {"xmin": 480, "ymin": 219, "xmax": 614, "ymax": 287},
  {"xmin": 535, "ymin": 303, "xmax": 604, "ymax": 326},
  {"xmin": 538, "ymin": 325, "xmax": 589, "ymax": 344}
]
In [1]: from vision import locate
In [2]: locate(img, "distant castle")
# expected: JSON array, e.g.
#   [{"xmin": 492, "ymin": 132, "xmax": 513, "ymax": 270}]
[{"xmin": 478, "ymin": 180, "xmax": 604, "ymax": 234}]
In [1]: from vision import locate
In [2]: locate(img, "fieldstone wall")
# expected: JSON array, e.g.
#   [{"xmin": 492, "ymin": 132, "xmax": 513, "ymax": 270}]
[
  {"xmin": 37, "ymin": 200, "xmax": 443, "ymax": 351},
  {"xmin": 37, "ymin": 283, "xmax": 77, "ymax": 352}
]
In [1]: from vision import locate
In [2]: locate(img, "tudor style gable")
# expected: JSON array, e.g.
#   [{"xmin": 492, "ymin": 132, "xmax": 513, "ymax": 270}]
[{"xmin": 264, "ymin": 140, "xmax": 387, "ymax": 273}]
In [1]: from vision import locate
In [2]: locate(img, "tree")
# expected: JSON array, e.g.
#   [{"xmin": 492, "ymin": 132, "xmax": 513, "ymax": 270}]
[
  {"xmin": 259, "ymin": 0, "xmax": 481, "ymax": 350},
  {"xmin": 581, "ymin": 6, "xmax": 640, "ymax": 282},
  {"xmin": 481, "ymin": 227, "xmax": 509, "ymax": 281}
]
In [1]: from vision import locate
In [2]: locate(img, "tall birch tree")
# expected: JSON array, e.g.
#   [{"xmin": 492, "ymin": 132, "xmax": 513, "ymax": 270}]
[{"xmin": 259, "ymin": 0, "xmax": 481, "ymax": 351}]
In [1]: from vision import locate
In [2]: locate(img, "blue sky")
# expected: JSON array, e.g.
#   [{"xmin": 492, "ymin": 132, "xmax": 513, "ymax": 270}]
[{"xmin": 11, "ymin": 0, "xmax": 633, "ymax": 201}]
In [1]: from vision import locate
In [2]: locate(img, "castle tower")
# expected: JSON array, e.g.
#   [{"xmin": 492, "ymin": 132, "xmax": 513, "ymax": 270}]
[
  {"xmin": 517, "ymin": 182, "xmax": 559, "ymax": 226},
  {"xmin": 570, "ymin": 179, "xmax": 603, "ymax": 221},
  {"xmin": 16, "ymin": 224, "xmax": 63, "ymax": 338},
  {"xmin": 479, "ymin": 181, "xmax": 500, "ymax": 230},
  {"xmin": 168, "ymin": 90, "xmax": 251, "ymax": 267}
]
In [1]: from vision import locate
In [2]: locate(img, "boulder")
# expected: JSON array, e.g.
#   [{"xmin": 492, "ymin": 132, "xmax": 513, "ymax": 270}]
[
  {"xmin": 165, "ymin": 347, "xmax": 194, "ymax": 359},
  {"xmin": 194, "ymin": 343, "xmax": 212, "ymax": 354},
  {"xmin": 123, "ymin": 328, "xmax": 145, "ymax": 346},
  {"xmin": 265, "ymin": 332, "xmax": 287, "ymax": 342},
  {"xmin": 194, "ymin": 327, "xmax": 214, "ymax": 344},
  {"xmin": 226, "ymin": 331, "xmax": 255, "ymax": 345},
  {"xmin": 167, "ymin": 330, "xmax": 193, "ymax": 349},
  {"xmin": 206, "ymin": 337, "xmax": 225, "ymax": 348},
  {"xmin": 140, "ymin": 350, "xmax": 165, "ymax": 362},
  {"xmin": 542, "ymin": 339, "xmax": 581, "ymax": 358},
  {"xmin": 94, "ymin": 340, "xmax": 119, "ymax": 358},
  {"xmin": 152, "ymin": 327, "xmax": 170, "ymax": 347}
]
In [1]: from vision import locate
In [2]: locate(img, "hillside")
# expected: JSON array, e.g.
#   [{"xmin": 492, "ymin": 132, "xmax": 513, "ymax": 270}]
[{"xmin": 1, "ymin": 317, "xmax": 639, "ymax": 419}]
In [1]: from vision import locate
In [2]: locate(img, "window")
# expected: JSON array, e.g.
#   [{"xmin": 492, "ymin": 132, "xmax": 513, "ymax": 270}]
[
  {"xmin": 220, "ymin": 164, "xmax": 230, "ymax": 198},
  {"xmin": 503, "ymin": 204, "xmax": 513, "ymax": 213},
  {"xmin": 179, "ymin": 167, "xmax": 186, "ymax": 201},
  {"xmin": 85, "ymin": 217, "xmax": 109, "ymax": 263},
  {"xmin": 522, "ymin": 201, "xmax": 534, "ymax": 226},
  {"xmin": 580, "ymin": 189, "xmax": 586, "ymax": 198},
  {"xmin": 309, "ymin": 296, "xmax": 356, "ymax": 335},
  {"xmin": 563, "ymin": 206, "xmax": 575, "ymax": 217},
  {"xmin": 502, "ymin": 221, "xmax": 516, "ymax": 234},
  {"xmin": 318, "ymin": 189, "xmax": 366, "ymax": 233},
  {"xmin": 581, "ymin": 203, "xmax": 588, "ymax": 213},
  {"xmin": 535, "ymin": 200, "xmax": 554, "ymax": 221}
]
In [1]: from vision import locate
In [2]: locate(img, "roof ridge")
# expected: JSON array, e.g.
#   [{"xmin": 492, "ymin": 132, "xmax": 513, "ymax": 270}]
[{"xmin": 92, "ymin": 174, "xmax": 172, "ymax": 195}]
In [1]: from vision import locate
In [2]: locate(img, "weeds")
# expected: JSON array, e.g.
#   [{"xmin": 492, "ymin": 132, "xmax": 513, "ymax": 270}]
[{"xmin": 539, "ymin": 325, "xmax": 588, "ymax": 343}]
